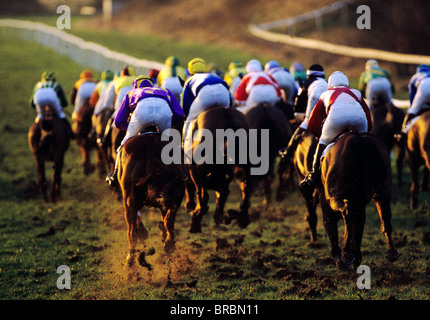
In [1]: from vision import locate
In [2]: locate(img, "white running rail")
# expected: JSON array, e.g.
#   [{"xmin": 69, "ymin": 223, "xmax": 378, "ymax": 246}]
[{"xmin": 0, "ymin": 19, "xmax": 165, "ymax": 74}]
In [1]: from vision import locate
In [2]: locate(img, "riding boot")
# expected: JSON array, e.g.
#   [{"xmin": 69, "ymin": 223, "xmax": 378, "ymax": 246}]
[
  {"xmin": 106, "ymin": 145, "xmax": 122, "ymax": 186},
  {"xmin": 61, "ymin": 118, "xmax": 76, "ymax": 140},
  {"xmin": 279, "ymin": 127, "xmax": 305, "ymax": 159},
  {"xmin": 299, "ymin": 143, "xmax": 327, "ymax": 191},
  {"xmin": 394, "ymin": 113, "xmax": 416, "ymax": 143}
]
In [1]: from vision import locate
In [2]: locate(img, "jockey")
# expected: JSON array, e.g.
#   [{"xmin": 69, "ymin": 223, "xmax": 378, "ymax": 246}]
[
  {"xmin": 97, "ymin": 66, "xmax": 136, "ymax": 146},
  {"xmin": 89, "ymin": 69, "xmax": 114, "ymax": 108},
  {"xmin": 299, "ymin": 71, "xmax": 372, "ymax": 191},
  {"xmin": 148, "ymin": 69, "xmax": 160, "ymax": 87},
  {"xmin": 224, "ymin": 61, "xmax": 246, "ymax": 98},
  {"xmin": 264, "ymin": 60, "xmax": 297, "ymax": 104},
  {"xmin": 234, "ymin": 59, "xmax": 282, "ymax": 113},
  {"xmin": 358, "ymin": 59, "xmax": 394, "ymax": 106},
  {"xmin": 396, "ymin": 63, "xmax": 430, "ymax": 138},
  {"xmin": 289, "ymin": 62, "xmax": 307, "ymax": 86},
  {"xmin": 157, "ymin": 56, "xmax": 187, "ymax": 101},
  {"xmin": 71, "ymin": 69, "xmax": 97, "ymax": 120},
  {"xmin": 106, "ymin": 75, "xmax": 185, "ymax": 185},
  {"xmin": 279, "ymin": 64, "xmax": 327, "ymax": 160},
  {"xmin": 181, "ymin": 57, "xmax": 232, "ymax": 163},
  {"xmin": 29, "ymin": 70, "xmax": 75, "ymax": 139}
]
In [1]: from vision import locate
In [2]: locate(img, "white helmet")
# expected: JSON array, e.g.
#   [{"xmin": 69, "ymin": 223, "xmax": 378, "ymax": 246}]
[
  {"xmin": 246, "ymin": 59, "xmax": 263, "ymax": 73},
  {"xmin": 365, "ymin": 59, "xmax": 379, "ymax": 70},
  {"xmin": 328, "ymin": 71, "xmax": 349, "ymax": 88}
]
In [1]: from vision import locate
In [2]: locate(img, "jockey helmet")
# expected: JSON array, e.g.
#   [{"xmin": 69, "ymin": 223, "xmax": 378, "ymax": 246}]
[
  {"xmin": 328, "ymin": 71, "xmax": 349, "ymax": 88},
  {"xmin": 41, "ymin": 71, "xmax": 55, "ymax": 82},
  {"xmin": 148, "ymin": 69, "xmax": 160, "ymax": 79},
  {"xmin": 365, "ymin": 59, "xmax": 379, "ymax": 70},
  {"xmin": 246, "ymin": 59, "xmax": 263, "ymax": 73},
  {"xmin": 165, "ymin": 56, "xmax": 180, "ymax": 67},
  {"xmin": 80, "ymin": 69, "xmax": 94, "ymax": 79},
  {"xmin": 120, "ymin": 66, "xmax": 136, "ymax": 77},
  {"xmin": 228, "ymin": 61, "xmax": 243, "ymax": 70},
  {"xmin": 264, "ymin": 60, "xmax": 280, "ymax": 72},
  {"xmin": 101, "ymin": 69, "xmax": 114, "ymax": 81},
  {"xmin": 307, "ymin": 64, "xmax": 325, "ymax": 78},
  {"xmin": 417, "ymin": 64, "xmax": 430, "ymax": 73},
  {"xmin": 188, "ymin": 58, "xmax": 207, "ymax": 74},
  {"xmin": 133, "ymin": 75, "xmax": 153, "ymax": 89}
]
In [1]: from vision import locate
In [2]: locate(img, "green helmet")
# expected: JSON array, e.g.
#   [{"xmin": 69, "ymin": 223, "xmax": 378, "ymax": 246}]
[{"xmin": 101, "ymin": 69, "xmax": 114, "ymax": 81}]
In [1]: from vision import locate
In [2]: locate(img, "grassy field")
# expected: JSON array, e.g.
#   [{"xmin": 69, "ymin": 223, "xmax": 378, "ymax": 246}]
[{"xmin": 0, "ymin": 30, "xmax": 429, "ymax": 303}]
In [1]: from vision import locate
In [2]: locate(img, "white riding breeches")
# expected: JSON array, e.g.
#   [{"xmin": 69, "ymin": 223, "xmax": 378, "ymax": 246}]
[
  {"xmin": 366, "ymin": 77, "xmax": 392, "ymax": 109},
  {"xmin": 33, "ymin": 87, "xmax": 65, "ymax": 119},
  {"xmin": 319, "ymin": 102, "xmax": 368, "ymax": 145},
  {"xmin": 74, "ymin": 81, "xmax": 97, "ymax": 114},
  {"xmin": 120, "ymin": 97, "xmax": 173, "ymax": 147},
  {"xmin": 237, "ymin": 84, "xmax": 279, "ymax": 114}
]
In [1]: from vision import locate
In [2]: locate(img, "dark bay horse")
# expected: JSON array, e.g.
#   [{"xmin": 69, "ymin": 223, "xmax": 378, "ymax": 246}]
[
  {"xmin": 117, "ymin": 133, "xmax": 187, "ymax": 267},
  {"xmin": 28, "ymin": 106, "xmax": 70, "ymax": 203},
  {"xmin": 319, "ymin": 132, "xmax": 400, "ymax": 269},
  {"xmin": 405, "ymin": 110, "xmax": 430, "ymax": 209},
  {"xmin": 72, "ymin": 100, "xmax": 96, "ymax": 175},
  {"xmin": 185, "ymin": 107, "xmax": 253, "ymax": 233},
  {"xmin": 286, "ymin": 130, "xmax": 319, "ymax": 242},
  {"xmin": 370, "ymin": 99, "xmax": 405, "ymax": 186},
  {"xmin": 92, "ymin": 108, "xmax": 115, "ymax": 177},
  {"xmin": 245, "ymin": 103, "xmax": 294, "ymax": 207}
]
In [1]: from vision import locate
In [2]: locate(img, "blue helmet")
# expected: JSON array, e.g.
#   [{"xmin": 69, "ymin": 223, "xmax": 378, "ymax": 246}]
[
  {"xmin": 264, "ymin": 60, "xmax": 280, "ymax": 72},
  {"xmin": 417, "ymin": 64, "xmax": 430, "ymax": 73}
]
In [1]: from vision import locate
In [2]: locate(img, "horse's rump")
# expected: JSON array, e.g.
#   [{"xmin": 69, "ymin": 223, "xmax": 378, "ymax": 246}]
[{"xmin": 322, "ymin": 132, "xmax": 391, "ymax": 210}]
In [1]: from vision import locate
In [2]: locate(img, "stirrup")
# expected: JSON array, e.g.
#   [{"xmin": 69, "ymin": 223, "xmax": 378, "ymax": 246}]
[
  {"xmin": 105, "ymin": 171, "xmax": 117, "ymax": 186},
  {"xmin": 278, "ymin": 147, "xmax": 288, "ymax": 158},
  {"xmin": 394, "ymin": 131, "xmax": 406, "ymax": 143}
]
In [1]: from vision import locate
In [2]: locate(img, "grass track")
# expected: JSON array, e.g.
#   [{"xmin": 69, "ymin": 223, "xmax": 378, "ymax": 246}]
[{"xmin": 0, "ymin": 33, "xmax": 429, "ymax": 301}]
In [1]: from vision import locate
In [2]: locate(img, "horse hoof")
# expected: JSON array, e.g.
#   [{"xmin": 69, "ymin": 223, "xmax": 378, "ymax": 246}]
[
  {"xmin": 340, "ymin": 253, "xmax": 355, "ymax": 267},
  {"xmin": 125, "ymin": 253, "xmax": 135, "ymax": 268},
  {"xmin": 189, "ymin": 223, "xmax": 202, "ymax": 233},
  {"xmin": 164, "ymin": 240, "xmax": 176, "ymax": 254},
  {"xmin": 386, "ymin": 249, "xmax": 400, "ymax": 262}
]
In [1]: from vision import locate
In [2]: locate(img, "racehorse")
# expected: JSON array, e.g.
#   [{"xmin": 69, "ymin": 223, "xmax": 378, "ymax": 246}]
[
  {"xmin": 92, "ymin": 108, "xmax": 115, "ymax": 178},
  {"xmin": 28, "ymin": 105, "xmax": 70, "ymax": 203},
  {"xmin": 72, "ymin": 100, "xmax": 96, "ymax": 175},
  {"xmin": 286, "ymin": 130, "xmax": 319, "ymax": 242},
  {"xmin": 370, "ymin": 98, "xmax": 405, "ymax": 187},
  {"xmin": 405, "ymin": 110, "xmax": 430, "ymax": 209},
  {"xmin": 185, "ymin": 107, "xmax": 253, "ymax": 233},
  {"xmin": 117, "ymin": 132, "xmax": 187, "ymax": 267},
  {"xmin": 245, "ymin": 103, "xmax": 294, "ymax": 207},
  {"xmin": 319, "ymin": 132, "xmax": 400, "ymax": 269}
]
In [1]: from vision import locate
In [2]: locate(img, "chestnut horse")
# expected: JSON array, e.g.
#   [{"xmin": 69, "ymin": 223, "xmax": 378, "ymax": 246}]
[
  {"xmin": 405, "ymin": 110, "xmax": 430, "ymax": 209},
  {"xmin": 245, "ymin": 103, "xmax": 294, "ymax": 207},
  {"xmin": 319, "ymin": 132, "xmax": 400, "ymax": 269},
  {"xmin": 185, "ymin": 107, "xmax": 253, "ymax": 233},
  {"xmin": 28, "ymin": 106, "xmax": 70, "ymax": 203},
  {"xmin": 72, "ymin": 100, "xmax": 96, "ymax": 175},
  {"xmin": 117, "ymin": 133, "xmax": 187, "ymax": 267}
]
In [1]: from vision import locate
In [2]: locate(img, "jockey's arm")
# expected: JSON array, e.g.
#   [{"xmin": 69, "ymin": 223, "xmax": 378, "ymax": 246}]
[
  {"xmin": 55, "ymin": 83, "xmax": 68, "ymax": 108},
  {"xmin": 114, "ymin": 94, "xmax": 131, "ymax": 131}
]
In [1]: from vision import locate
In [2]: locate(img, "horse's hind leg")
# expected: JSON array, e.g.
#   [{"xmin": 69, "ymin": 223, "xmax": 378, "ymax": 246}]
[
  {"xmin": 409, "ymin": 158, "xmax": 420, "ymax": 209},
  {"xmin": 214, "ymin": 184, "xmax": 230, "ymax": 225},
  {"xmin": 51, "ymin": 156, "xmax": 64, "ymax": 203},
  {"xmin": 320, "ymin": 197, "xmax": 341, "ymax": 262},
  {"xmin": 374, "ymin": 197, "xmax": 400, "ymax": 261},
  {"xmin": 123, "ymin": 200, "xmax": 147, "ymax": 268},
  {"xmin": 341, "ymin": 204, "xmax": 366, "ymax": 268},
  {"xmin": 421, "ymin": 167, "xmax": 429, "ymax": 192},
  {"xmin": 262, "ymin": 172, "xmax": 274, "ymax": 208},
  {"xmin": 36, "ymin": 157, "xmax": 48, "ymax": 202},
  {"xmin": 188, "ymin": 169, "xmax": 209, "ymax": 233},
  {"xmin": 303, "ymin": 189, "xmax": 319, "ymax": 242},
  {"xmin": 159, "ymin": 206, "xmax": 178, "ymax": 253}
]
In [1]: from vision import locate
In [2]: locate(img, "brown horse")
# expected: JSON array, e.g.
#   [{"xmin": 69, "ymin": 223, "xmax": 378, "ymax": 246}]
[
  {"xmin": 28, "ymin": 106, "xmax": 70, "ymax": 203},
  {"xmin": 117, "ymin": 133, "xmax": 187, "ymax": 267},
  {"xmin": 245, "ymin": 103, "xmax": 294, "ymax": 207},
  {"xmin": 72, "ymin": 100, "xmax": 96, "ymax": 175},
  {"xmin": 370, "ymin": 100, "xmax": 405, "ymax": 186},
  {"xmin": 319, "ymin": 132, "xmax": 400, "ymax": 269},
  {"xmin": 185, "ymin": 107, "xmax": 253, "ymax": 233},
  {"xmin": 92, "ymin": 108, "xmax": 115, "ymax": 177},
  {"xmin": 284, "ymin": 130, "xmax": 320, "ymax": 242},
  {"xmin": 405, "ymin": 110, "xmax": 430, "ymax": 209}
]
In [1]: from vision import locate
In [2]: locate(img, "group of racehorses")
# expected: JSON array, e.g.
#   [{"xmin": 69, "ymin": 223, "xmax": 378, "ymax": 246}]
[{"xmin": 27, "ymin": 76, "xmax": 430, "ymax": 270}]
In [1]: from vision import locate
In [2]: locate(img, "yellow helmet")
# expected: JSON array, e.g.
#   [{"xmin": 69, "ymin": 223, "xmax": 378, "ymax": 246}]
[
  {"xmin": 41, "ymin": 71, "xmax": 55, "ymax": 82},
  {"xmin": 188, "ymin": 57, "xmax": 207, "ymax": 74},
  {"xmin": 165, "ymin": 56, "xmax": 180, "ymax": 67}
]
